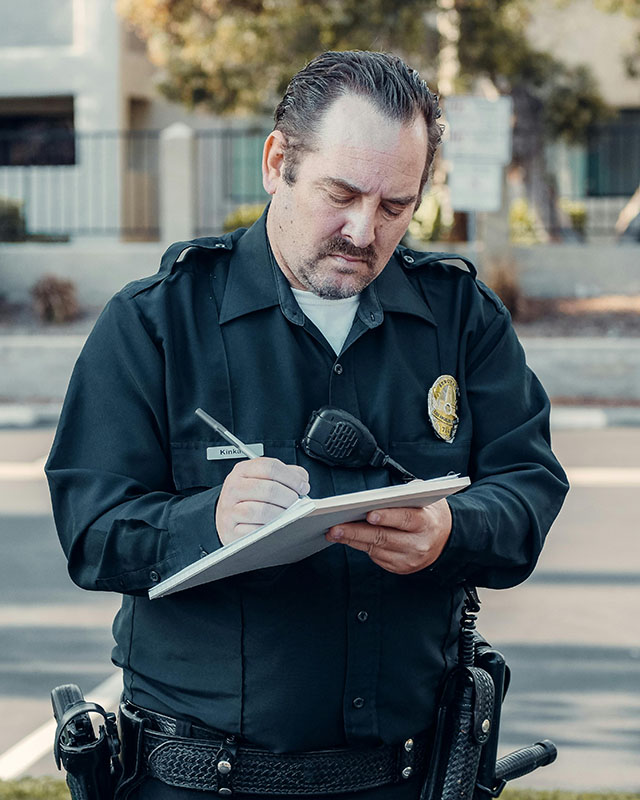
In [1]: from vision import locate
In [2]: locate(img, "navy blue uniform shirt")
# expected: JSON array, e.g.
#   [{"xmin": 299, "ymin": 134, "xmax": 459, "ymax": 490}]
[{"xmin": 46, "ymin": 211, "xmax": 568, "ymax": 753}]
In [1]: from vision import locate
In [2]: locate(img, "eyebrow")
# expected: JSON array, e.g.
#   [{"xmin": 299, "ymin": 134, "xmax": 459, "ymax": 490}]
[{"xmin": 321, "ymin": 177, "xmax": 418, "ymax": 207}]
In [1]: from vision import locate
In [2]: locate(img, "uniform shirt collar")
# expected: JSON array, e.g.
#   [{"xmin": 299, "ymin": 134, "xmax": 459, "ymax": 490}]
[{"xmin": 219, "ymin": 208, "xmax": 435, "ymax": 328}]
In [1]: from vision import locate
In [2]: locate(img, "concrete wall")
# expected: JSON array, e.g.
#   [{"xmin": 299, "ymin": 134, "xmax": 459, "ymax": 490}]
[
  {"xmin": 1, "ymin": 241, "xmax": 638, "ymax": 308},
  {"xmin": 511, "ymin": 243, "xmax": 640, "ymax": 298},
  {"xmin": 0, "ymin": 242, "xmax": 164, "ymax": 307}
]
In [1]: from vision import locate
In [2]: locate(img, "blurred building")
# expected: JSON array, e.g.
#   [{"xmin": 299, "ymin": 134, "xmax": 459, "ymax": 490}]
[
  {"xmin": 0, "ymin": 0, "xmax": 268, "ymax": 240},
  {"xmin": 0, "ymin": 0, "xmax": 637, "ymax": 241},
  {"xmin": 527, "ymin": 0, "xmax": 640, "ymax": 239}
]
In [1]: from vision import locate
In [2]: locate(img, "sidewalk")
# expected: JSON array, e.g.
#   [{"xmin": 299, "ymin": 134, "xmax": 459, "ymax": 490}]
[{"xmin": 1, "ymin": 329, "xmax": 639, "ymax": 429}]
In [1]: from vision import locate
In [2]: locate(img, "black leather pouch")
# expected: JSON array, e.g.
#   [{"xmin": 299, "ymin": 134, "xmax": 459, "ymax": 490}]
[{"xmin": 420, "ymin": 664, "xmax": 495, "ymax": 800}]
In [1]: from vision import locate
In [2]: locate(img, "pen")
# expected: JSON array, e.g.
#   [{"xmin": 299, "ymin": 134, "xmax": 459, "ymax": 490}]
[
  {"xmin": 195, "ymin": 408, "xmax": 262, "ymax": 459},
  {"xmin": 195, "ymin": 407, "xmax": 310, "ymax": 499}
]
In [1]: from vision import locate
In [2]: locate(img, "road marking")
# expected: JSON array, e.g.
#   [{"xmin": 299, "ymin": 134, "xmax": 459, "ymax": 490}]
[
  {"xmin": 0, "ymin": 456, "xmax": 46, "ymax": 480},
  {"xmin": 551, "ymin": 407, "xmax": 609, "ymax": 429},
  {"xmin": 566, "ymin": 466, "xmax": 640, "ymax": 486},
  {"xmin": 0, "ymin": 671, "xmax": 122, "ymax": 781},
  {"xmin": 0, "ymin": 603, "xmax": 117, "ymax": 628}
]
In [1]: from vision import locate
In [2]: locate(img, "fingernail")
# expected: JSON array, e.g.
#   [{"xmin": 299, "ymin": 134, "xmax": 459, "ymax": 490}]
[
  {"xmin": 330, "ymin": 527, "xmax": 344, "ymax": 540},
  {"xmin": 369, "ymin": 512, "xmax": 380, "ymax": 524}
]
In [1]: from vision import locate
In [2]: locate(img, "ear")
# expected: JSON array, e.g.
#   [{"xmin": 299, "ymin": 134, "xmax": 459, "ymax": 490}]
[{"xmin": 262, "ymin": 130, "xmax": 287, "ymax": 195}]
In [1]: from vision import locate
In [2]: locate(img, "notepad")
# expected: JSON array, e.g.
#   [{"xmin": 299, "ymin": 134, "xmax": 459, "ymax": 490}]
[{"xmin": 149, "ymin": 475, "xmax": 470, "ymax": 598}]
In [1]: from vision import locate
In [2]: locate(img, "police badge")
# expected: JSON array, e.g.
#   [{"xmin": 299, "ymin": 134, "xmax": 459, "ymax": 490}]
[{"xmin": 428, "ymin": 375, "xmax": 460, "ymax": 443}]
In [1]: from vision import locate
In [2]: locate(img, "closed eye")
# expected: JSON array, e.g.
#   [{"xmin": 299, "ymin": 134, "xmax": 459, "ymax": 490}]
[{"xmin": 325, "ymin": 191, "xmax": 354, "ymax": 206}]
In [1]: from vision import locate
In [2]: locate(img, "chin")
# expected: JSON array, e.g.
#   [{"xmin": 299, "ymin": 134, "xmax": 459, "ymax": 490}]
[{"xmin": 312, "ymin": 275, "xmax": 368, "ymax": 299}]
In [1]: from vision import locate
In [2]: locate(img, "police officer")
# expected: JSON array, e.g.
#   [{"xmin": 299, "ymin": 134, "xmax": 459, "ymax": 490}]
[{"xmin": 46, "ymin": 51, "xmax": 568, "ymax": 799}]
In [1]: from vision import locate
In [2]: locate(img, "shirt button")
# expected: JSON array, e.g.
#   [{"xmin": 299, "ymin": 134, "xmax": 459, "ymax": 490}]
[
  {"xmin": 149, "ymin": 570, "xmax": 160, "ymax": 582},
  {"xmin": 333, "ymin": 363, "xmax": 343, "ymax": 375},
  {"xmin": 356, "ymin": 610, "xmax": 369, "ymax": 622},
  {"xmin": 352, "ymin": 697, "xmax": 365, "ymax": 709},
  {"xmin": 403, "ymin": 254, "xmax": 415, "ymax": 264}
]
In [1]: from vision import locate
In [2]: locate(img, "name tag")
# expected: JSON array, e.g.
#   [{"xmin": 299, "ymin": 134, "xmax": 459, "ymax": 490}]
[{"xmin": 207, "ymin": 444, "xmax": 264, "ymax": 460}]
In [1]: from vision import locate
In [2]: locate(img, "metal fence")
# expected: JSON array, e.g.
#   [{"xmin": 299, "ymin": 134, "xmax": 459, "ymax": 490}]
[
  {"xmin": 0, "ymin": 127, "xmax": 272, "ymax": 241},
  {"xmin": 544, "ymin": 120, "xmax": 640, "ymax": 241},
  {"xmin": 0, "ymin": 125, "xmax": 637, "ymax": 242},
  {"xmin": 194, "ymin": 126, "xmax": 270, "ymax": 237},
  {"xmin": 0, "ymin": 130, "xmax": 160, "ymax": 239}
]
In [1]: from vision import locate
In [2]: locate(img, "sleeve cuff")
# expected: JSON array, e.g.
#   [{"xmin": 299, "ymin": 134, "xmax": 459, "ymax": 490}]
[
  {"xmin": 425, "ymin": 493, "xmax": 489, "ymax": 583},
  {"xmin": 167, "ymin": 487, "xmax": 225, "ymax": 573}
]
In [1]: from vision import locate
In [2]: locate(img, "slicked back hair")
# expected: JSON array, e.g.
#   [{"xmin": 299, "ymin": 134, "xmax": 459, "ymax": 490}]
[{"xmin": 273, "ymin": 50, "xmax": 443, "ymax": 197}]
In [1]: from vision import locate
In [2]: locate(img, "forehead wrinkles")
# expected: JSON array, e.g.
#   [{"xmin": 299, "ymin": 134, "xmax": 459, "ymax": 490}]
[{"xmin": 323, "ymin": 142, "xmax": 424, "ymax": 195}]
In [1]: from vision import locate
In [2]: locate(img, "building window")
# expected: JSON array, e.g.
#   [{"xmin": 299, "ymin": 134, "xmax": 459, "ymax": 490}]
[
  {"xmin": 587, "ymin": 109, "xmax": 640, "ymax": 197},
  {"xmin": 227, "ymin": 128, "xmax": 271, "ymax": 203},
  {"xmin": 0, "ymin": 97, "xmax": 75, "ymax": 166}
]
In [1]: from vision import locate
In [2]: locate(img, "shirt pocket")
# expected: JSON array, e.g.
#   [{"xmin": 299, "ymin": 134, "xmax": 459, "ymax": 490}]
[
  {"xmin": 170, "ymin": 440, "xmax": 299, "ymax": 491},
  {"xmin": 388, "ymin": 440, "xmax": 471, "ymax": 481}
]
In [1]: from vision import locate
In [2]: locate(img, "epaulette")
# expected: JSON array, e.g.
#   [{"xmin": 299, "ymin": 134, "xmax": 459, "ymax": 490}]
[
  {"xmin": 159, "ymin": 229, "xmax": 244, "ymax": 275},
  {"xmin": 124, "ymin": 231, "xmax": 242, "ymax": 299},
  {"xmin": 396, "ymin": 245, "xmax": 477, "ymax": 278}
]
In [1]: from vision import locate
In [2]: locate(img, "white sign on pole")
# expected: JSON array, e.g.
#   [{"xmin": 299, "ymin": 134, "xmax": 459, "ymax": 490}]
[
  {"xmin": 443, "ymin": 95, "xmax": 513, "ymax": 213},
  {"xmin": 444, "ymin": 95, "xmax": 513, "ymax": 165},
  {"xmin": 448, "ymin": 162, "xmax": 503, "ymax": 213}
]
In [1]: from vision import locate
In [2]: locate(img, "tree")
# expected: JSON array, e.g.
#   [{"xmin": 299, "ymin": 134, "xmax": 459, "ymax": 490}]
[
  {"xmin": 118, "ymin": 0, "xmax": 613, "ymax": 236},
  {"xmin": 118, "ymin": 0, "xmax": 606, "ymax": 136},
  {"xmin": 118, "ymin": 0, "xmax": 436, "ymax": 115}
]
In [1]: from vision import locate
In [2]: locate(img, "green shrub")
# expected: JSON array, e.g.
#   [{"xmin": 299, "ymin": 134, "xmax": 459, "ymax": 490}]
[
  {"xmin": 408, "ymin": 192, "xmax": 452, "ymax": 243},
  {"xmin": 559, "ymin": 198, "xmax": 587, "ymax": 237},
  {"xmin": 0, "ymin": 198, "xmax": 26, "ymax": 242},
  {"xmin": 223, "ymin": 203, "xmax": 266, "ymax": 233},
  {"xmin": 509, "ymin": 198, "xmax": 542, "ymax": 245},
  {"xmin": 503, "ymin": 792, "xmax": 640, "ymax": 800},
  {"xmin": 0, "ymin": 779, "xmax": 637, "ymax": 800},
  {"xmin": 0, "ymin": 777, "xmax": 69, "ymax": 798}
]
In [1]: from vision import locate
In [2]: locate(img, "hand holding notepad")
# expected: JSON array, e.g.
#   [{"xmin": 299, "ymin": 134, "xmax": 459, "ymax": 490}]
[
  {"xmin": 195, "ymin": 408, "xmax": 311, "ymax": 545},
  {"xmin": 325, "ymin": 494, "xmax": 454, "ymax": 575},
  {"xmin": 149, "ymin": 475, "xmax": 470, "ymax": 598}
]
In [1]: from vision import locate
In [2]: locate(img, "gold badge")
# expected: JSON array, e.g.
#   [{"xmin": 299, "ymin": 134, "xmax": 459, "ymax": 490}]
[{"xmin": 428, "ymin": 375, "xmax": 459, "ymax": 443}]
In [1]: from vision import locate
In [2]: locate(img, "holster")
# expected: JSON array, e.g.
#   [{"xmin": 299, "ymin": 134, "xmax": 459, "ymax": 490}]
[
  {"xmin": 113, "ymin": 704, "xmax": 148, "ymax": 800},
  {"xmin": 52, "ymin": 684, "xmax": 122, "ymax": 800},
  {"xmin": 420, "ymin": 664, "xmax": 495, "ymax": 800}
]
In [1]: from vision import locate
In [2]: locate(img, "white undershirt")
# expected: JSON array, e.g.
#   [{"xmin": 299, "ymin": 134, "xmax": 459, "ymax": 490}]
[{"xmin": 291, "ymin": 288, "xmax": 360, "ymax": 355}]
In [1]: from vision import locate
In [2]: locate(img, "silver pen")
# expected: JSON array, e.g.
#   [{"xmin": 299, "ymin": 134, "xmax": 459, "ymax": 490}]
[
  {"xmin": 195, "ymin": 408, "xmax": 262, "ymax": 459},
  {"xmin": 195, "ymin": 408, "xmax": 310, "ymax": 499}
]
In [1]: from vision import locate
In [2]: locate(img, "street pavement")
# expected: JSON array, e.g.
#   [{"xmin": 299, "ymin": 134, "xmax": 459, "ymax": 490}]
[{"xmin": 0, "ymin": 424, "xmax": 638, "ymax": 791}]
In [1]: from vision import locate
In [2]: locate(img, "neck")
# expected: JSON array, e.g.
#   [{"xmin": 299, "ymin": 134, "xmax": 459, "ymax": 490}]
[{"xmin": 266, "ymin": 206, "xmax": 307, "ymax": 291}]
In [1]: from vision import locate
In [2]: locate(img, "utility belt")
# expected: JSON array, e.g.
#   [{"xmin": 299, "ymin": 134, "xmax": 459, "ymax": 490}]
[
  {"xmin": 52, "ymin": 587, "xmax": 558, "ymax": 800},
  {"xmin": 118, "ymin": 700, "xmax": 429, "ymax": 796}
]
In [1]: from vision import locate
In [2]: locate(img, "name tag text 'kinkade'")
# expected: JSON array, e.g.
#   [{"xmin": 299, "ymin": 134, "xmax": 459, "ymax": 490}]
[{"xmin": 207, "ymin": 444, "xmax": 265, "ymax": 460}]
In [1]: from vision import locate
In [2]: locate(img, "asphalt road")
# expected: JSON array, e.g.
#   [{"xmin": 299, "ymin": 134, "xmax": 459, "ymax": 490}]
[{"xmin": 0, "ymin": 425, "xmax": 638, "ymax": 791}]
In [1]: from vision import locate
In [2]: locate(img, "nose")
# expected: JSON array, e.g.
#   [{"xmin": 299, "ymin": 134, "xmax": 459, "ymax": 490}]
[{"xmin": 341, "ymin": 205, "xmax": 376, "ymax": 249}]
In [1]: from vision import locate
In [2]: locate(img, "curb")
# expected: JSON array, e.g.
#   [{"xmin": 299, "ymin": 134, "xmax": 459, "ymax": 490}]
[
  {"xmin": 549, "ymin": 405, "xmax": 640, "ymax": 429},
  {"xmin": 1, "ymin": 402, "xmax": 640, "ymax": 431},
  {"xmin": 0, "ymin": 403, "xmax": 62, "ymax": 429}
]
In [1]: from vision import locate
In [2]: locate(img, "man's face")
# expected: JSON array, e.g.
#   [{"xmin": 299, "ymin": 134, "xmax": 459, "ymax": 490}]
[{"xmin": 263, "ymin": 93, "xmax": 429, "ymax": 299}]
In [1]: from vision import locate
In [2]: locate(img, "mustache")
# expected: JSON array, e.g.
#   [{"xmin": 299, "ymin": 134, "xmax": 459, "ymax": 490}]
[{"xmin": 318, "ymin": 236, "xmax": 377, "ymax": 267}]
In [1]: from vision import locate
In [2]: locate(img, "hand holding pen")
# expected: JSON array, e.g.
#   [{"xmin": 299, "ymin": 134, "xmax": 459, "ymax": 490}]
[{"xmin": 195, "ymin": 408, "xmax": 310, "ymax": 545}]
